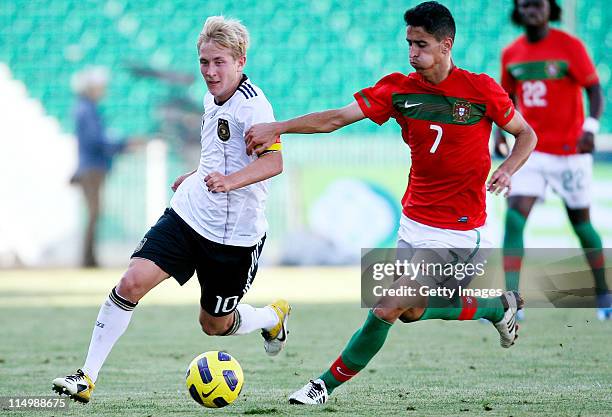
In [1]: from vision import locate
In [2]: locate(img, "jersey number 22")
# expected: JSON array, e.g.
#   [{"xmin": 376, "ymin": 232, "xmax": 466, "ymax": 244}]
[{"xmin": 522, "ymin": 81, "xmax": 547, "ymax": 107}]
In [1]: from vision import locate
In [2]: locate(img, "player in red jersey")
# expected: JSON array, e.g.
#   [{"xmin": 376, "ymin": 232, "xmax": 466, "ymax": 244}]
[
  {"xmin": 495, "ymin": 0, "xmax": 610, "ymax": 320},
  {"xmin": 246, "ymin": 1, "xmax": 537, "ymax": 404}
]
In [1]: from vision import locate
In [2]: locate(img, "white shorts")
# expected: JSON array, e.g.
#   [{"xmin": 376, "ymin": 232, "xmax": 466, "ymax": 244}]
[
  {"xmin": 509, "ymin": 151, "xmax": 593, "ymax": 209},
  {"xmin": 395, "ymin": 215, "xmax": 494, "ymax": 291},
  {"xmin": 397, "ymin": 215, "xmax": 493, "ymax": 252}
]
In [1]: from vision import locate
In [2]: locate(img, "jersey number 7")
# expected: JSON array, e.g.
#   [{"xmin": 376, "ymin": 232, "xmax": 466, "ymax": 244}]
[{"xmin": 429, "ymin": 124, "xmax": 443, "ymax": 154}]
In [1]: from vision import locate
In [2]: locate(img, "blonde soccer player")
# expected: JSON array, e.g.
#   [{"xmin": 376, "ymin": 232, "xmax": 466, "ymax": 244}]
[{"xmin": 52, "ymin": 16, "xmax": 289, "ymax": 403}]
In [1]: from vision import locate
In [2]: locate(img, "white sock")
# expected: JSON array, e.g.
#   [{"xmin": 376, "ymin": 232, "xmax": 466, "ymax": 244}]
[
  {"xmin": 81, "ymin": 287, "xmax": 137, "ymax": 382},
  {"xmin": 231, "ymin": 304, "xmax": 278, "ymax": 335}
]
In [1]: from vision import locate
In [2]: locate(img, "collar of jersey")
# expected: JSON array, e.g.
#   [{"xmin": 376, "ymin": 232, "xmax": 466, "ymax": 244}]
[
  {"xmin": 213, "ymin": 74, "xmax": 249, "ymax": 106},
  {"xmin": 414, "ymin": 64, "xmax": 458, "ymax": 89}
]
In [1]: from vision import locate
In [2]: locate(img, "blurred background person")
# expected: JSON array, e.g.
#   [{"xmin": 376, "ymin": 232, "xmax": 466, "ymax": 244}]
[
  {"xmin": 495, "ymin": 0, "xmax": 610, "ymax": 320},
  {"xmin": 70, "ymin": 66, "xmax": 139, "ymax": 267}
]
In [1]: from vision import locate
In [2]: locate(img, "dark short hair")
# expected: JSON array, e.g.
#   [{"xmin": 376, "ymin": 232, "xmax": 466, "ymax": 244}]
[
  {"xmin": 404, "ymin": 1, "xmax": 456, "ymax": 41},
  {"xmin": 511, "ymin": 0, "xmax": 562, "ymax": 25}
]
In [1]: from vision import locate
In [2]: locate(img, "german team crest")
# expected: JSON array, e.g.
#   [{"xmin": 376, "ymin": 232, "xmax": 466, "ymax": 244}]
[
  {"xmin": 452, "ymin": 101, "xmax": 472, "ymax": 123},
  {"xmin": 217, "ymin": 118, "xmax": 230, "ymax": 141}
]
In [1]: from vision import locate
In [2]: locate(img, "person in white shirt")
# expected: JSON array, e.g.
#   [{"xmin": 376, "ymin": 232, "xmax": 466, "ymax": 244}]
[{"xmin": 52, "ymin": 16, "xmax": 289, "ymax": 404}]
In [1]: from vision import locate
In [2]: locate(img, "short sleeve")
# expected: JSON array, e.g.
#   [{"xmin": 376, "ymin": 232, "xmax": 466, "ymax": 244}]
[
  {"xmin": 483, "ymin": 75, "xmax": 515, "ymax": 127},
  {"xmin": 236, "ymin": 97, "xmax": 276, "ymax": 132},
  {"xmin": 567, "ymin": 37, "xmax": 599, "ymax": 87},
  {"xmin": 236, "ymin": 97, "xmax": 281, "ymax": 155},
  {"xmin": 353, "ymin": 73, "xmax": 402, "ymax": 125}
]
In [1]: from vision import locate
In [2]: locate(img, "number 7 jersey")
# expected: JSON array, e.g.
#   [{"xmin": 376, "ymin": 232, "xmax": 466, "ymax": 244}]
[{"xmin": 354, "ymin": 67, "xmax": 515, "ymax": 230}]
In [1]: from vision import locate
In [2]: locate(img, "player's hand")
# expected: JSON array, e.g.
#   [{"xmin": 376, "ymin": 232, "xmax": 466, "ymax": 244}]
[
  {"xmin": 205, "ymin": 172, "xmax": 233, "ymax": 193},
  {"xmin": 494, "ymin": 130, "xmax": 509, "ymax": 158},
  {"xmin": 576, "ymin": 131, "xmax": 595, "ymax": 154},
  {"xmin": 171, "ymin": 172, "xmax": 191, "ymax": 192},
  {"xmin": 170, "ymin": 171, "xmax": 195, "ymax": 192},
  {"xmin": 487, "ymin": 167, "xmax": 512, "ymax": 197},
  {"xmin": 245, "ymin": 123, "xmax": 280, "ymax": 156}
]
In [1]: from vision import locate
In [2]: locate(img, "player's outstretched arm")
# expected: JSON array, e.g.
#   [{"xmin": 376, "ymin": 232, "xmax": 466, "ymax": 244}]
[
  {"xmin": 205, "ymin": 151, "xmax": 283, "ymax": 193},
  {"xmin": 487, "ymin": 110, "xmax": 537, "ymax": 196},
  {"xmin": 245, "ymin": 102, "xmax": 365, "ymax": 155}
]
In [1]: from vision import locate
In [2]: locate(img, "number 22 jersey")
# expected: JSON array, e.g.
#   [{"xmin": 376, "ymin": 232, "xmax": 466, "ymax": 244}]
[
  {"xmin": 501, "ymin": 28, "xmax": 598, "ymax": 155},
  {"xmin": 354, "ymin": 67, "xmax": 515, "ymax": 231}
]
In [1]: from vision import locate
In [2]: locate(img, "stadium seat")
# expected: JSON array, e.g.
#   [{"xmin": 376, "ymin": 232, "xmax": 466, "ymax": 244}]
[{"xmin": 2, "ymin": 0, "xmax": 609, "ymax": 245}]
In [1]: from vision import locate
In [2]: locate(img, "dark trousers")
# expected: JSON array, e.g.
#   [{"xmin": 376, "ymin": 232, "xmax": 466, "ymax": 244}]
[{"xmin": 77, "ymin": 169, "xmax": 106, "ymax": 267}]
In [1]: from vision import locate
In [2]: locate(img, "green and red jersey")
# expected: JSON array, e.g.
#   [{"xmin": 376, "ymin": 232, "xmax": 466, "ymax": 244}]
[
  {"xmin": 354, "ymin": 67, "xmax": 515, "ymax": 230},
  {"xmin": 501, "ymin": 28, "xmax": 599, "ymax": 155}
]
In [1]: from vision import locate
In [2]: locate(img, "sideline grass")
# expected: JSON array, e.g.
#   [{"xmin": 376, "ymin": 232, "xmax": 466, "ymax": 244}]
[{"xmin": 0, "ymin": 269, "xmax": 610, "ymax": 416}]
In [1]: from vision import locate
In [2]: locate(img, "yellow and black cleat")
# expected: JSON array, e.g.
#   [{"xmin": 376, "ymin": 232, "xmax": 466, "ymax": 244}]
[
  {"xmin": 262, "ymin": 299, "xmax": 291, "ymax": 356},
  {"xmin": 52, "ymin": 369, "xmax": 95, "ymax": 403}
]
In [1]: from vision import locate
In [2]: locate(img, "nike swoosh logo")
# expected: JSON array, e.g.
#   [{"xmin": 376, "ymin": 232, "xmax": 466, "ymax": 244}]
[
  {"xmin": 276, "ymin": 326, "xmax": 287, "ymax": 342},
  {"xmin": 404, "ymin": 102, "xmax": 422, "ymax": 108},
  {"xmin": 335, "ymin": 367, "xmax": 356, "ymax": 377},
  {"xmin": 201, "ymin": 384, "xmax": 220, "ymax": 398}
]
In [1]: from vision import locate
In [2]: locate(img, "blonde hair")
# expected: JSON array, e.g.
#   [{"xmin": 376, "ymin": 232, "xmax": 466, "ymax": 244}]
[{"xmin": 197, "ymin": 16, "xmax": 249, "ymax": 59}]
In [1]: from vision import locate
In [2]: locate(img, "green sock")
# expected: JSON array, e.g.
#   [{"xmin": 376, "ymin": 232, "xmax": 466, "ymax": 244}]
[
  {"xmin": 572, "ymin": 222, "xmax": 608, "ymax": 295},
  {"xmin": 503, "ymin": 208, "xmax": 527, "ymax": 292},
  {"xmin": 418, "ymin": 295, "xmax": 505, "ymax": 323},
  {"xmin": 320, "ymin": 310, "xmax": 392, "ymax": 394}
]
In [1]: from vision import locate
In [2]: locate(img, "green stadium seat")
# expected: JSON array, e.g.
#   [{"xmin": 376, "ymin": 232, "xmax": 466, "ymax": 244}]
[{"xmin": 4, "ymin": 0, "xmax": 609, "ymax": 245}]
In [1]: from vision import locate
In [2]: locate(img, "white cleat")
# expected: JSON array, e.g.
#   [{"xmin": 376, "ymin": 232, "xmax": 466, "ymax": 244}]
[
  {"xmin": 289, "ymin": 379, "xmax": 328, "ymax": 405},
  {"xmin": 494, "ymin": 291, "xmax": 524, "ymax": 348}
]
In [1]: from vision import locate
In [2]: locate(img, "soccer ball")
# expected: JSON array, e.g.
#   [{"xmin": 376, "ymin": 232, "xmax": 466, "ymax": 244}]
[{"xmin": 185, "ymin": 351, "xmax": 244, "ymax": 408}]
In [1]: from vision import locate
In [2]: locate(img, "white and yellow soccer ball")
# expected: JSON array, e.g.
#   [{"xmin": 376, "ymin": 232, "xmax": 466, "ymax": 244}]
[{"xmin": 185, "ymin": 351, "xmax": 244, "ymax": 408}]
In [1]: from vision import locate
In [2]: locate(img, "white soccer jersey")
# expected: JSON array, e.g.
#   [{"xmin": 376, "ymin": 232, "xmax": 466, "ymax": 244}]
[{"xmin": 170, "ymin": 75, "xmax": 278, "ymax": 247}]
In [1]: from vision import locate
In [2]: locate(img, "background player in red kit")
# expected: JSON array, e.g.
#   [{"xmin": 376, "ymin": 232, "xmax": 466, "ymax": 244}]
[
  {"xmin": 495, "ymin": 0, "xmax": 611, "ymax": 320},
  {"xmin": 246, "ymin": 1, "xmax": 538, "ymax": 404}
]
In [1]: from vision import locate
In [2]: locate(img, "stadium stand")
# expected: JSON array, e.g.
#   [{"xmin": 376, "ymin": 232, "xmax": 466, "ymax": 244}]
[
  {"xmin": 1, "ymin": 0, "xmax": 610, "ymax": 265},
  {"xmin": 2, "ymin": 1, "xmax": 609, "ymax": 135}
]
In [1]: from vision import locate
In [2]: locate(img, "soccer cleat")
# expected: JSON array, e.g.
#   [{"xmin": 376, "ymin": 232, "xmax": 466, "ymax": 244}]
[
  {"xmin": 289, "ymin": 379, "xmax": 328, "ymax": 405},
  {"xmin": 597, "ymin": 308, "xmax": 612, "ymax": 321},
  {"xmin": 596, "ymin": 294, "xmax": 612, "ymax": 321},
  {"xmin": 493, "ymin": 291, "xmax": 524, "ymax": 348},
  {"xmin": 52, "ymin": 369, "xmax": 95, "ymax": 403},
  {"xmin": 261, "ymin": 299, "xmax": 291, "ymax": 356}
]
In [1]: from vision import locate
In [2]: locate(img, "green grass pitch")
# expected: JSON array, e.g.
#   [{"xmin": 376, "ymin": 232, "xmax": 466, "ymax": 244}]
[{"xmin": 0, "ymin": 268, "xmax": 610, "ymax": 417}]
